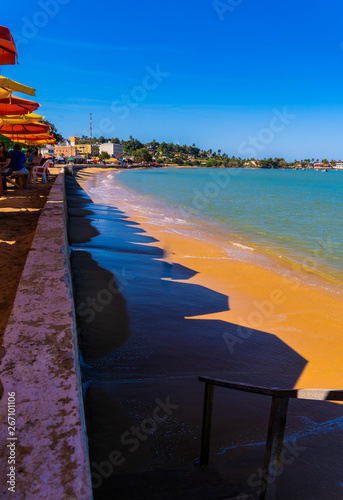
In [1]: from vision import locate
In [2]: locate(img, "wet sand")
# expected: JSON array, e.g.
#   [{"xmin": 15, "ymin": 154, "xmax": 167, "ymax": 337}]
[{"xmin": 68, "ymin": 169, "xmax": 343, "ymax": 499}]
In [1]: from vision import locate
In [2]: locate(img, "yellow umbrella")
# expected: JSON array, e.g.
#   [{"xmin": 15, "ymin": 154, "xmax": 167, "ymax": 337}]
[
  {"xmin": 0, "ymin": 88, "xmax": 11, "ymax": 98},
  {"xmin": 0, "ymin": 113, "xmax": 44, "ymax": 124},
  {"xmin": 18, "ymin": 138, "xmax": 56, "ymax": 145},
  {"xmin": 0, "ymin": 76, "xmax": 36, "ymax": 96},
  {"xmin": 6, "ymin": 133, "xmax": 55, "ymax": 145}
]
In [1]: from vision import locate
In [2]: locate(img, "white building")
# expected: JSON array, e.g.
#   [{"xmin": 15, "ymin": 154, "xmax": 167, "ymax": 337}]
[
  {"xmin": 99, "ymin": 142, "xmax": 123, "ymax": 158},
  {"xmin": 334, "ymin": 162, "xmax": 343, "ymax": 170},
  {"xmin": 39, "ymin": 145, "xmax": 55, "ymax": 156}
]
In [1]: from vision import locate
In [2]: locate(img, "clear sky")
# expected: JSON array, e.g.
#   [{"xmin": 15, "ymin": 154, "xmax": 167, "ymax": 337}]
[{"xmin": 2, "ymin": 0, "xmax": 343, "ymax": 160}]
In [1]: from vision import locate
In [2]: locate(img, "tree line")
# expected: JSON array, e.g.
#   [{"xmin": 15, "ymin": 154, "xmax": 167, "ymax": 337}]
[{"xmin": 64, "ymin": 132, "xmax": 336, "ymax": 167}]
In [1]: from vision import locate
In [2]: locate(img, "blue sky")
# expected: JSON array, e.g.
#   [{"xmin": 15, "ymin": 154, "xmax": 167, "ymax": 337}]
[{"xmin": 2, "ymin": 0, "xmax": 343, "ymax": 159}]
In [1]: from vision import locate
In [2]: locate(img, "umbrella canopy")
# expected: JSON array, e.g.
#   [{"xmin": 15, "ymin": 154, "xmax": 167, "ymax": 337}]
[
  {"xmin": 29, "ymin": 139, "xmax": 56, "ymax": 145},
  {"xmin": 12, "ymin": 135, "xmax": 56, "ymax": 145},
  {"xmin": 0, "ymin": 122, "xmax": 50, "ymax": 134},
  {"xmin": 0, "ymin": 96, "xmax": 40, "ymax": 115},
  {"xmin": 0, "ymin": 113, "xmax": 44, "ymax": 124},
  {"xmin": 0, "ymin": 88, "xmax": 11, "ymax": 99},
  {"xmin": 0, "ymin": 134, "xmax": 12, "ymax": 144},
  {"xmin": 0, "ymin": 76, "xmax": 35, "ymax": 96},
  {"xmin": 3, "ymin": 133, "xmax": 53, "ymax": 141},
  {"xmin": 0, "ymin": 26, "xmax": 17, "ymax": 65}
]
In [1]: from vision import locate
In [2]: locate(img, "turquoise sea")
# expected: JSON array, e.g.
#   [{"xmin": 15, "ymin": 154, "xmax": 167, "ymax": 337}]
[{"xmin": 115, "ymin": 167, "xmax": 343, "ymax": 288}]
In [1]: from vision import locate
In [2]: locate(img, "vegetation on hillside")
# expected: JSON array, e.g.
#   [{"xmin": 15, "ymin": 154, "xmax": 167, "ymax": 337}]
[{"xmin": 70, "ymin": 135, "xmax": 336, "ymax": 168}]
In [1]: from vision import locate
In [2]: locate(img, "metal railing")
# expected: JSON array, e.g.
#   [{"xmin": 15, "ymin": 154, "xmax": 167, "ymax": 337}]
[{"xmin": 199, "ymin": 376, "xmax": 343, "ymax": 500}]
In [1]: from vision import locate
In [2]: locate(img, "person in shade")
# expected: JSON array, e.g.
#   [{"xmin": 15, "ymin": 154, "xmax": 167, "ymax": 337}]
[
  {"xmin": 25, "ymin": 148, "xmax": 34, "ymax": 179},
  {"xmin": 32, "ymin": 149, "xmax": 41, "ymax": 166},
  {"xmin": 10, "ymin": 143, "xmax": 31, "ymax": 188},
  {"xmin": 0, "ymin": 141, "xmax": 11, "ymax": 194},
  {"xmin": 26, "ymin": 149, "xmax": 34, "ymax": 166}
]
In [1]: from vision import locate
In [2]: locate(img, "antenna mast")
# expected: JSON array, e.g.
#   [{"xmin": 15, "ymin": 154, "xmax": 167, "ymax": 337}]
[{"xmin": 90, "ymin": 112, "xmax": 93, "ymax": 159}]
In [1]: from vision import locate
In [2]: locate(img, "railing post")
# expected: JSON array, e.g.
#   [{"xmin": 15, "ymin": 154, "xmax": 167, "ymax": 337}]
[
  {"xmin": 200, "ymin": 382, "xmax": 214, "ymax": 466},
  {"xmin": 260, "ymin": 396, "xmax": 289, "ymax": 500}
]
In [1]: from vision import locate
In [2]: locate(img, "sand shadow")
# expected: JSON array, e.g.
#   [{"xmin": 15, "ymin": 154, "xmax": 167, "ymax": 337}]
[{"xmin": 65, "ymin": 174, "xmax": 343, "ymax": 500}]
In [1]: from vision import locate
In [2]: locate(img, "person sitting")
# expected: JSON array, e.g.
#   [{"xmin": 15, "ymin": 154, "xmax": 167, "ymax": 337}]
[
  {"xmin": 0, "ymin": 141, "xmax": 11, "ymax": 194},
  {"xmin": 10, "ymin": 143, "xmax": 31, "ymax": 189},
  {"xmin": 26, "ymin": 149, "xmax": 34, "ymax": 178},
  {"xmin": 32, "ymin": 149, "xmax": 41, "ymax": 166}
]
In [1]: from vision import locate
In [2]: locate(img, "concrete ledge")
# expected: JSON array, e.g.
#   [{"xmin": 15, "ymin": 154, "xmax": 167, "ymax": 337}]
[{"xmin": 0, "ymin": 173, "xmax": 92, "ymax": 499}]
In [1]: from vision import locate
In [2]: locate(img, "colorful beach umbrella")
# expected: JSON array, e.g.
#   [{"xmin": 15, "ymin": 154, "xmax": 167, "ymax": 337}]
[
  {"xmin": 0, "ymin": 76, "xmax": 35, "ymax": 96},
  {"xmin": 0, "ymin": 113, "xmax": 44, "ymax": 124},
  {"xmin": 0, "ymin": 26, "xmax": 17, "ymax": 65},
  {"xmin": 0, "ymin": 122, "xmax": 50, "ymax": 135},
  {"xmin": 0, "ymin": 88, "xmax": 12, "ymax": 99},
  {"xmin": 0, "ymin": 96, "xmax": 40, "ymax": 115},
  {"xmin": 28, "ymin": 139, "xmax": 56, "ymax": 145},
  {"xmin": 9, "ymin": 133, "xmax": 55, "ymax": 143},
  {"xmin": 2, "ymin": 133, "xmax": 52, "ymax": 140},
  {"xmin": 0, "ymin": 134, "xmax": 12, "ymax": 144}
]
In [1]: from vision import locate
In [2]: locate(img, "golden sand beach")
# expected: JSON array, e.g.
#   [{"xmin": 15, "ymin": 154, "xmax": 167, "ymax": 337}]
[{"xmin": 78, "ymin": 167, "xmax": 343, "ymax": 392}]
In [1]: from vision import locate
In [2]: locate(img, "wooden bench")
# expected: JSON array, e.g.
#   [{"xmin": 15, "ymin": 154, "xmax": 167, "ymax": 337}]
[{"xmin": 7, "ymin": 173, "xmax": 28, "ymax": 189}]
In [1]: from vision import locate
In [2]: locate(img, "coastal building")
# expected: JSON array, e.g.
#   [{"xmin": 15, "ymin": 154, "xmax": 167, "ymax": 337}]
[
  {"xmin": 55, "ymin": 137, "xmax": 99, "ymax": 158},
  {"xmin": 39, "ymin": 145, "xmax": 55, "ymax": 156},
  {"xmin": 99, "ymin": 142, "xmax": 124, "ymax": 158},
  {"xmin": 76, "ymin": 143, "xmax": 100, "ymax": 158},
  {"xmin": 69, "ymin": 135, "xmax": 80, "ymax": 146},
  {"xmin": 243, "ymin": 160, "xmax": 258, "ymax": 167},
  {"xmin": 334, "ymin": 162, "xmax": 343, "ymax": 169},
  {"xmin": 54, "ymin": 140, "xmax": 77, "ymax": 157}
]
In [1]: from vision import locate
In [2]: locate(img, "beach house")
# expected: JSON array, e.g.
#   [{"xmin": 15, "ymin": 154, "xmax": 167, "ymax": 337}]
[{"xmin": 99, "ymin": 142, "xmax": 124, "ymax": 159}]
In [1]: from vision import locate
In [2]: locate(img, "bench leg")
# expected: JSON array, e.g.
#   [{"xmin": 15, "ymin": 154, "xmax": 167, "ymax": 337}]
[
  {"xmin": 260, "ymin": 396, "xmax": 289, "ymax": 500},
  {"xmin": 200, "ymin": 383, "xmax": 214, "ymax": 466}
]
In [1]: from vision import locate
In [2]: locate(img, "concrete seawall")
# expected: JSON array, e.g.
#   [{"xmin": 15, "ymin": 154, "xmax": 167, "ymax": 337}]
[{"xmin": 0, "ymin": 172, "xmax": 92, "ymax": 499}]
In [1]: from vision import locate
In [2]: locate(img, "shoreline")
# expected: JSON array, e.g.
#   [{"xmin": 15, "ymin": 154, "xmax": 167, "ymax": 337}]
[
  {"xmin": 116, "ymin": 166, "xmax": 343, "ymax": 291},
  {"xmin": 78, "ymin": 167, "xmax": 343, "ymax": 391}
]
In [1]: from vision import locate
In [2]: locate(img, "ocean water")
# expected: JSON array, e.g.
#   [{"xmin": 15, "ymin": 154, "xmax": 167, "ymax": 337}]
[
  {"xmin": 116, "ymin": 167, "xmax": 343, "ymax": 287},
  {"xmin": 70, "ymin": 171, "xmax": 343, "ymax": 499}
]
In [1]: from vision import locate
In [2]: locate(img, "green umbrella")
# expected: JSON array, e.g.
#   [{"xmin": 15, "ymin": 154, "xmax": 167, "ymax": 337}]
[{"xmin": 0, "ymin": 134, "xmax": 12, "ymax": 144}]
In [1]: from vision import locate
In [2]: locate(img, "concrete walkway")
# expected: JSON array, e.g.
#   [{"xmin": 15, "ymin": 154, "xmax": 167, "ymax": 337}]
[{"xmin": 0, "ymin": 173, "xmax": 92, "ymax": 499}]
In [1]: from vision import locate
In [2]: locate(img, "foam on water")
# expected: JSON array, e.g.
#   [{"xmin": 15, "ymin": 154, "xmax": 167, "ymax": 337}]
[
  {"xmin": 217, "ymin": 415, "xmax": 343, "ymax": 455},
  {"xmin": 116, "ymin": 167, "xmax": 343, "ymax": 290},
  {"xmin": 86, "ymin": 168, "xmax": 343, "ymax": 293}
]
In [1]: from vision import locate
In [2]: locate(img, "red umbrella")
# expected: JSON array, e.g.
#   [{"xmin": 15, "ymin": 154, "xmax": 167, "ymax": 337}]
[
  {"xmin": 0, "ymin": 122, "xmax": 50, "ymax": 134},
  {"xmin": 15, "ymin": 136, "xmax": 57, "ymax": 145},
  {"xmin": 0, "ymin": 96, "xmax": 40, "ymax": 115},
  {"xmin": 2, "ymin": 133, "xmax": 54, "ymax": 142},
  {"xmin": 0, "ymin": 26, "xmax": 17, "ymax": 65}
]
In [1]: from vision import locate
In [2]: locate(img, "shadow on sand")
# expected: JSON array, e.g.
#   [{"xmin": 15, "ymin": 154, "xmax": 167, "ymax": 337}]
[{"xmin": 66, "ymin": 174, "xmax": 343, "ymax": 500}]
